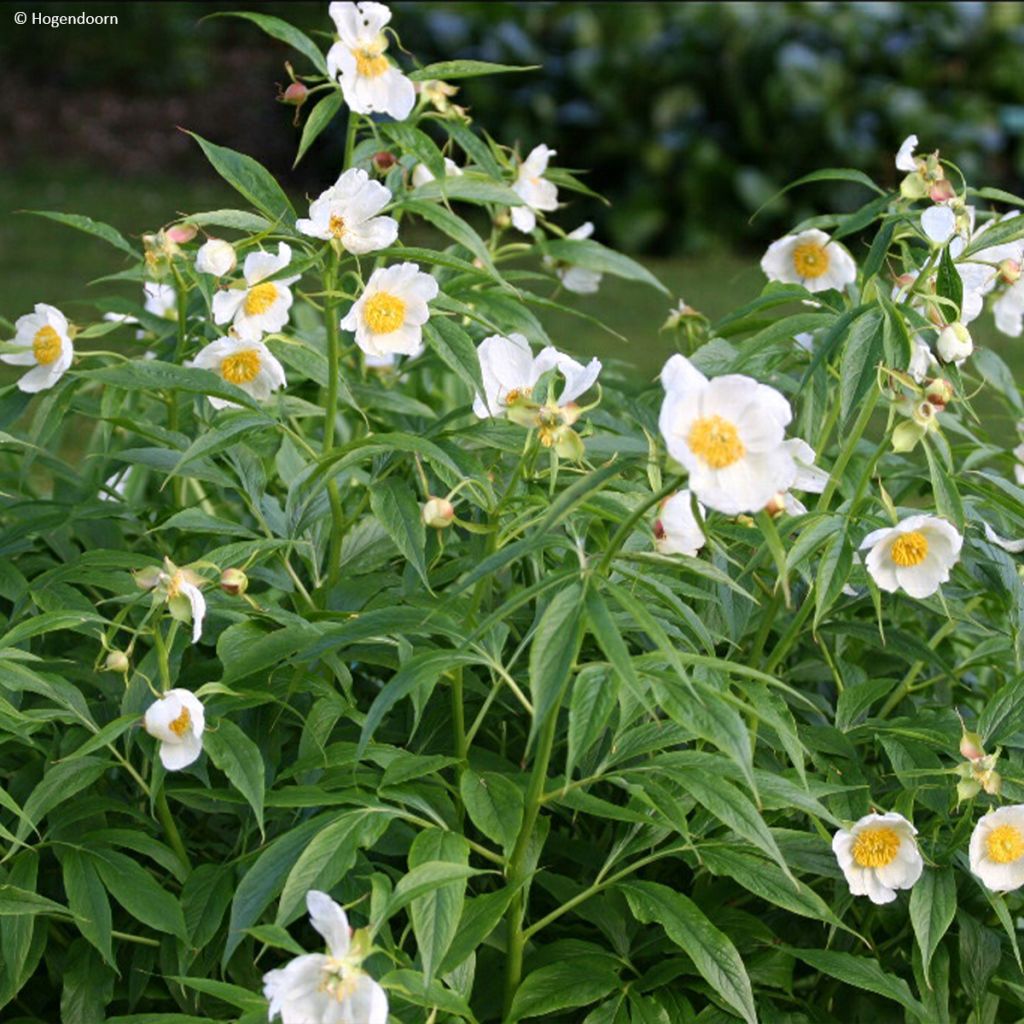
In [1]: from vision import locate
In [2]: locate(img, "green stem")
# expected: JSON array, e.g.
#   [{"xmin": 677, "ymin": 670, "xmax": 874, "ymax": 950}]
[
  {"xmin": 152, "ymin": 624, "xmax": 171, "ymax": 691},
  {"xmin": 322, "ymin": 251, "xmax": 346, "ymax": 595},
  {"xmin": 817, "ymin": 385, "xmax": 882, "ymax": 513},
  {"xmin": 155, "ymin": 788, "xmax": 191, "ymax": 872},
  {"xmin": 170, "ymin": 276, "xmax": 189, "ymax": 507},
  {"xmin": 503, "ymin": 710, "xmax": 560, "ymax": 1018},
  {"xmin": 451, "ymin": 667, "xmax": 467, "ymax": 763},
  {"xmin": 597, "ymin": 474, "xmax": 685, "ymax": 576}
]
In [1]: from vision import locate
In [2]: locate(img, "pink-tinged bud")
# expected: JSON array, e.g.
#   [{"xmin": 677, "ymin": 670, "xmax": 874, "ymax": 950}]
[
  {"xmin": 422, "ymin": 497, "xmax": 455, "ymax": 529},
  {"xmin": 960, "ymin": 728, "xmax": 985, "ymax": 762},
  {"xmin": 763, "ymin": 492, "xmax": 787, "ymax": 518},
  {"xmin": 925, "ymin": 378, "xmax": 954, "ymax": 407},
  {"xmin": 372, "ymin": 151, "xmax": 397, "ymax": 173},
  {"xmin": 929, "ymin": 179, "xmax": 956, "ymax": 203},
  {"xmin": 104, "ymin": 650, "xmax": 130, "ymax": 674},
  {"xmin": 1000, "ymin": 259, "xmax": 1022, "ymax": 285},
  {"xmin": 220, "ymin": 568, "xmax": 249, "ymax": 596},
  {"xmin": 165, "ymin": 223, "xmax": 198, "ymax": 245},
  {"xmin": 892, "ymin": 272, "xmax": 916, "ymax": 290},
  {"xmin": 280, "ymin": 81, "xmax": 309, "ymax": 106},
  {"xmin": 653, "ymin": 518, "xmax": 665, "ymax": 540}
]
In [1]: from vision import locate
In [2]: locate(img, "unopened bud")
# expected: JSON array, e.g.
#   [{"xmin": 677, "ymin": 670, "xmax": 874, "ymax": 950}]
[
  {"xmin": 1000, "ymin": 259, "xmax": 1022, "ymax": 285},
  {"xmin": 957, "ymin": 777, "xmax": 982, "ymax": 803},
  {"xmin": 220, "ymin": 568, "xmax": 249, "ymax": 596},
  {"xmin": 925, "ymin": 378, "xmax": 954, "ymax": 407},
  {"xmin": 982, "ymin": 770, "xmax": 1002, "ymax": 796},
  {"xmin": 422, "ymin": 497, "xmax": 454, "ymax": 529},
  {"xmin": 372, "ymin": 151, "xmax": 397, "ymax": 174},
  {"xmin": 195, "ymin": 238, "xmax": 237, "ymax": 277},
  {"xmin": 960, "ymin": 728, "xmax": 985, "ymax": 761},
  {"xmin": 764, "ymin": 492, "xmax": 787, "ymax": 517},
  {"xmin": 105, "ymin": 650, "xmax": 130, "ymax": 674},
  {"xmin": 929, "ymin": 179, "xmax": 956, "ymax": 203},
  {"xmin": 494, "ymin": 210, "xmax": 512, "ymax": 230},
  {"xmin": 280, "ymin": 81, "xmax": 309, "ymax": 106},
  {"xmin": 936, "ymin": 321, "xmax": 973, "ymax": 363},
  {"xmin": 166, "ymin": 223, "xmax": 198, "ymax": 245}
]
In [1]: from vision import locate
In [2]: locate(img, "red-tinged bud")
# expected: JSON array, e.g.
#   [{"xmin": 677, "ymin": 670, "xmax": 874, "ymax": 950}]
[
  {"xmin": 960, "ymin": 728, "xmax": 985, "ymax": 762},
  {"xmin": 166, "ymin": 223, "xmax": 197, "ymax": 245},
  {"xmin": 105, "ymin": 650, "xmax": 129, "ymax": 674},
  {"xmin": 1000, "ymin": 259, "xmax": 1022, "ymax": 285},
  {"xmin": 280, "ymin": 81, "xmax": 309, "ymax": 106},
  {"xmin": 220, "ymin": 568, "xmax": 249, "ymax": 596},
  {"xmin": 372, "ymin": 151, "xmax": 397, "ymax": 173},
  {"xmin": 422, "ymin": 497, "xmax": 455, "ymax": 529},
  {"xmin": 764, "ymin": 492, "xmax": 787, "ymax": 518},
  {"xmin": 925, "ymin": 378, "xmax": 954, "ymax": 407},
  {"xmin": 929, "ymin": 179, "xmax": 956, "ymax": 203},
  {"xmin": 653, "ymin": 518, "xmax": 665, "ymax": 540}
]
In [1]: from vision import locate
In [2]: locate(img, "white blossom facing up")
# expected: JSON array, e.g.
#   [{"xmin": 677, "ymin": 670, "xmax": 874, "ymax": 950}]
[
  {"xmin": 654, "ymin": 490, "xmax": 706, "ymax": 557},
  {"xmin": 761, "ymin": 229, "xmax": 857, "ymax": 293},
  {"xmin": 143, "ymin": 689, "xmax": 205, "ymax": 771},
  {"xmin": 341, "ymin": 262, "xmax": 438, "ymax": 358},
  {"xmin": 2, "ymin": 303, "xmax": 74, "ymax": 393},
  {"xmin": 658, "ymin": 353, "xmax": 798, "ymax": 516},
  {"xmin": 860, "ymin": 514, "xmax": 962, "ymax": 599},
  {"xmin": 326, "ymin": 2, "xmax": 415, "ymax": 121},
  {"xmin": 970, "ymin": 805, "xmax": 1024, "ymax": 893},
  {"xmin": 296, "ymin": 168, "xmax": 399, "ymax": 254},
  {"xmin": 212, "ymin": 243, "xmax": 300, "ymax": 341},
  {"xmin": 832, "ymin": 812, "xmax": 923, "ymax": 905},
  {"xmin": 191, "ymin": 336, "xmax": 287, "ymax": 410},
  {"xmin": 510, "ymin": 144, "xmax": 559, "ymax": 234},
  {"xmin": 263, "ymin": 890, "xmax": 388, "ymax": 1024}
]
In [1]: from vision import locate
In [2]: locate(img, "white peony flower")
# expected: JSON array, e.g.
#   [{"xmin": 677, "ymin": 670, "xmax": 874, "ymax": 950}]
[
  {"xmin": 143, "ymin": 688, "xmax": 205, "ymax": 771},
  {"xmin": 860, "ymin": 514, "xmax": 962, "ymax": 599},
  {"xmin": 658, "ymin": 354, "xmax": 798, "ymax": 516},
  {"xmin": 543, "ymin": 222, "xmax": 603, "ymax": 294},
  {"xmin": 135, "ymin": 558, "xmax": 207, "ymax": 644},
  {"xmin": 144, "ymin": 282, "xmax": 178, "ymax": 320},
  {"xmin": 212, "ymin": 243, "xmax": 300, "ymax": 342},
  {"xmin": 326, "ymin": 1, "xmax": 415, "ymax": 121},
  {"xmin": 411, "ymin": 157, "xmax": 463, "ymax": 189},
  {"xmin": 760, "ymin": 228, "xmax": 857, "ymax": 293},
  {"xmin": 995, "ymin": 278, "xmax": 1024, "ymax": 338},
  {"xmin": 970, "ymin": 805, "xmax": 1024, "ymax": 893},
  {"xmin": 510, "ymin": 144, "xmax": 559, "ymax": 234},
  {"xmin": 191, "ymin": 336, "xmax": 287, "ymax": 411},
  {"xmin": 263, "ymin": 890, "xmax": 388, "ymax": 1024},
  {"xmin": 895, "ymin": 134, "xmax": 919, "ymax": 172},
  {"xmin": 2, "ymin": 303, "xmax": 74, "ymax": 393},
  {"xmin": 832, "ymin": 812, "xmax": 923, "ymax": 905},
  {"xmin": 921, "ymin": 204, "xmax": 957, "ymax": 245},
  {"xmin": 296, "ymin": 168, "xmax": 398, "ymax": 254},
  {"xmin": 770, "ymin": 437, "xmax": 828, "ymax": 515},
  {"xmin": 654, "ymin": 490, "xmax": 706, "ymax": 556},
  {"xmin": 472, "ymin": 333, "xmax": 601, "ymax": 420},
  {"xmin": 195, "ymin": 239, "xmax": 237, "ymax": 278},
  {"xmin": 936, "ymin": 321, "xmax": 973, "ymax": 364},
  {"xmin": 341, "ymin": 262, "xmax": 438, "ymax": 358}
]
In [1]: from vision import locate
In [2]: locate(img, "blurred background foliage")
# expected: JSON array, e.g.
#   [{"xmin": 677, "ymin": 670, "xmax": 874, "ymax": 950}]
[{"xmin": 3, "ymin": 1, "xmax": 1024, "ymax": 374}]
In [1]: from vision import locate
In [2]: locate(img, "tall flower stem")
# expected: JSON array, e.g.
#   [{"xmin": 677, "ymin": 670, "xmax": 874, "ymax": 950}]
[
  {"xmin": 322, "ymin": 250, "xmax": 346, "ymax": 595},
  {"xmin": 816, "ymin": 385, "xmax": 881, "ymax": 513},
  {"xmin": 155, "ymin": 788, "xmax": 191, "ymax": 872},
  {"xmin": 170, "ymin": 274, "xmax": 189, "ymax": 508}
]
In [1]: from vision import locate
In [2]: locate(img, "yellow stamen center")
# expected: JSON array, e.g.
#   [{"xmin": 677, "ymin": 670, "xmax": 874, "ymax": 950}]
[
  {"xmin": 986, "ymin": 824, "xmax": 1024, "ymax": 864},
  {"xmin": 363, "ymin": 292, "xmax": 406, "ymax": 335},
  {"xmin": 890, "ymin": 531, "xmax": 929, "ymax": 568},
  {"xmin": 329, "ymin": 214, "xmax": 346, "ymax": 239},
  {"xmin": 852, "ymin": 826, "xmax": 901, "ymax": 868},
  {"xmin": 320, "ymin": 959, "xmax": 361, "ymax": 1003},
  {"xmin": 687, "ymin": 414, "xmax": 745, "ymax": 469},
  {"xmin": 168, "ymin": 707, "xmax": 191, "ymax": 737},
  {"xmin": 243, "ymin": 282, "xmax": 278, "ymax": 317},
  {"xmin": 220, "ymin": 348, "xmax": 262, "ymax": 385},
  {"xmin": 504, "ymin": 388, "xmax": 524, "ymax": 406},
  {"xmin": 353, "ymin": 47, "xmax": 389, "ymax": 79},
  {"xmin": 792, "ymin": 242, "xmax": 831, "ymax": 280},
  {"xmin": 32, "ymin": 325, "xmax": 63, "ymax": 365}
]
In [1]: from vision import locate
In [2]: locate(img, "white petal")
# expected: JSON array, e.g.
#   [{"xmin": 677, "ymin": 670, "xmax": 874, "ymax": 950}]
[
  {"xmin": 922, "ymin": 205, "xmax": 956, "ymax": 244},
  {"xmin": 307, "ymin": 891, "xmax": 351, "ymax": 958},
  {"xmin": 896, "ymin": 134, "xmax": 919, "ymax": 172}
]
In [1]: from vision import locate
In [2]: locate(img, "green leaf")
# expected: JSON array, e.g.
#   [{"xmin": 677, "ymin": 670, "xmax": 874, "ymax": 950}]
[
  {"xmin": 205, "ymin": 11, "xmax": 328, "ymax": 75},
  {"xmin": 936, "ymin": 245, "xmax": 963, "ymax": 318},
  {"xmin": 754, "ymin": 168, "xmax": 886, "ymax": 221},
  {"xmin": 204, "ymin": 718, "xmax": 266, "ymax": 835},
  {"xmin": 838, "ymin": 307, "xmax": 884, "ymax": 427},
  {"xmin": 400, "ymin": 198, "xmax": 496, "ymax": 274},
  {"xmin": 567, "ymin": 666, "xmax": 618, "ymax": 780},
  {"xmin": 439, "ymin": 886, "xmax": 518, "ymax": 975},
  {"xmin": 408, "ymin": 830, "xmax": 469, "ymax": 982},
  {"xmin": 369, "ymin": 477, "xmax": 429, "ymax": 587},
  {"xmin": 187, "ymin": 209, "xmax": 272, "ymax": 233},
  {"xmin": 542, "ymin": 238, "xmax": 669, "ymax": 295},
  {"xmin": 584, "ymin": 590, "xmax": 643, "ymax": 702},
  {"xmin": 409, "ymin": 60, "xmax": 539, "ymax": 81},
  {"xmin": 509, "ymin": 957, "xmax": 621, "ymax": 1021},
  {"xmin": 422, "ymin": 318, "xmax": 484, "ymax": 398},
  {"xmin": 186, "ymin": 132, "xmax": 295, "ymax": 227},
  {"xmin": 18, "ymin": 759, "xmax": 109, "ymax": 842},
  {"xmin": 19, "ymin": 210, "xmax": 138, "ymax": 257},
  {"xmin": 409, "ymin": 173, "xmax": 524, "ymax": 207},
  {"xmin": 171, "ymin": 976, "xmax": 265, "ymax": 1013},
  {"xmin": 61, "ymin": 850, "xmax": 114, "ymax": 966},
  {"xmin": 0, "ymin": 884, "xmax": 69, "ymax": 918},
  {"xmin": 90, "ymin": 849, "xmax": 189, "ymax": 942},
  {"xmin": 385, "ymin": 862, "xmax": 486, "ymax": 919},
  {"xmin": 459, "ymin": 770, "xmax": 524, "ymax": 854},
  {"xmin": 621, "ymin": 881, "xmax": 756, "ymax": 1024},
  {"xmin": 217, "ymin": 621, "xmax": 322, "ymax": 685},
  {"xmin": 958, "ymin": 912, "xmax": 1002, "ymax": 1015},
  {"xmin": 294, "ymin": 91, "xmax": 343, "ymax": 167},
  {"xmin": 922, "ymin": 437, "xmax": 964, "ymax": 532},
  {"xmin": 787, "ymin": 948, "xmax": 928, "ymax": 1020},
  {"xmin": 910, "ymin": 867, "xmax": 956, "ymax": 984},
  {"xmin": 529, "ymin": 584, "xmax": 585, "ymax": 738}
]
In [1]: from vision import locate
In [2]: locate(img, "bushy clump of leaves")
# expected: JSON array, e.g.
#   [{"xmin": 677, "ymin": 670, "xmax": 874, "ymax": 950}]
[{"xmin": 3, "ymin": 5, "xmax": 1024, "ymax": 1024}]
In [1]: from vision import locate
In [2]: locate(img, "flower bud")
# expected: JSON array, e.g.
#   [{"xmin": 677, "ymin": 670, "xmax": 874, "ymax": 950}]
[
  {"xmin": 280, "ymin": 81, "xmax": 309, "ymax": 106},
  {"xmin": 925, "ymin": 378, "xmax": 954, "ymax": 407},
  {"xmin": 1000, "ymin": 259, "xmax": 1022, "ymax": 285},
  {"xmin": 553, "ymin": 427, "xmax": 585, "ymax": 461},
  {"xmin": 105, "ymin": 650, "xmax": 130, "ymax": 674},
  {"xmin": 220, "ymin": 568, "xmax": 249, "ymax": 596},
  {"xmin": 764, "ymin": 492, "xmax": 787, "ymax": 518},
  {"xmin": 929, "ymin": 179, "xmax": 956, "ymax": 203},
  {"xmin": 422, "ymin": 497, "xmax": 454, "ymax": 529},
  {"xmin": 957, "ymin": 777, "xmax": 982, "ymax": 803},
  {"xmin": 936, "ymin": 321, "xmax": 973, "ymax": 363},
  {"xmin": 960, "ymin": 728, "xmax": 985, "ymax": 762},
  {"xmin": 166, "ymin": 223, "xmax": 198, "ymax": 245},
  {"xmin": 372, "ymin": 150, "xmax": 397, "ymax": 174},
  {"xmin": 494, "ymin": 210, "xmax": 512, "ymax": 230},
  {"xmin": 982, "ymin": 770, "xmax": 1002, "ymax": 796},
  {"xmin": 195, "ymin": 238, "xmax": 237, "ymax": 278}
]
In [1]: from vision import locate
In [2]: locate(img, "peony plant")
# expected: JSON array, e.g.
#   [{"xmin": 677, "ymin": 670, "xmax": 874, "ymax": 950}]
[{"xmin": 3, "ymin": 4, "xmax": 1024, "ymax": 1023}]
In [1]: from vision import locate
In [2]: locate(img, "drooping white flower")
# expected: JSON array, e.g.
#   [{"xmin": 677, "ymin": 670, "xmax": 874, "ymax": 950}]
[
  {"xmin": 326, "ymin": 2, "xmax": 415, "ymax": 121},
  {"xmin": 510, "ymin": 144, "xmax": 559, "ymax": 234},
  {"xmin": 860, "ymin": 514, "xmax": 962, "ymax": 599},
  {"xmin": 191, "ymin": 336, "xmax": 287, "ymax": 410},
  {"xmin": 135, "ymin": 557, "xmax": 207, "ymax": 644},
  {"xmin": 970, "ymin": 806, "xmax": 1024, "ymax": 893},
  {"xmin": 195, "ymin": 239, "xmax": 237, "ymax": 277},
  {"xmin": 936, "ymin": 321, "xmax": 973, "ymax": 364},
  {"xmin": 212, "ymin": 243, "xmax": 300, "ymax": 341},
  {"xmin": 658, "ymin": 354, "xmax": 798, "ymax": 516},
  {"xmin": 144, "ymin": 282, "xmax": 178, "ymax": 320},
  {"xmin": 760, "ymin": 229, "xmax": 857, "ymax": 293},
  {"xmin": 907, "ymin": 335, "xmax": 937, "ymax": 383},
  {"xmin": 411, "ymin": 158, "xmax": 463, "ymax": 189},
  {"xmin": 340, "ymin": 262, "xmax": 438, "ymax": 358},
  {"xmin": 543, "ymin": 222, "xmax": 603, "ymax": 294},
  {"xmin": 263, "ymin": 890, "xmax": 388, "ymax": 1024},
  {"xmin": 296, "ymin": 168, "xmax": 398, "ymax": 254},
  {"xmin": 2, "ymin": 303, "xmax": 74, "ymax": 394},
  {"xmin": 895, "ymin": 134, "xmax": 919, "ymax": 172},
  {"xmin": 143, "ymin": 688, "xmax": 205, "ymax": 771},
  {"xmin": 654, "ymin": 490, "xmax": 706, "ymax": 556},
  {"xmin": 832, "ymin": 812, "xmax": 923, "ymax": 905},
  {"xmin": 770, "ymin": 437, "xmax": 828, "ymax": 515},
  {"xmin": 472, "ymin": 333, "xmax": 601, "ymax": 420}
]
